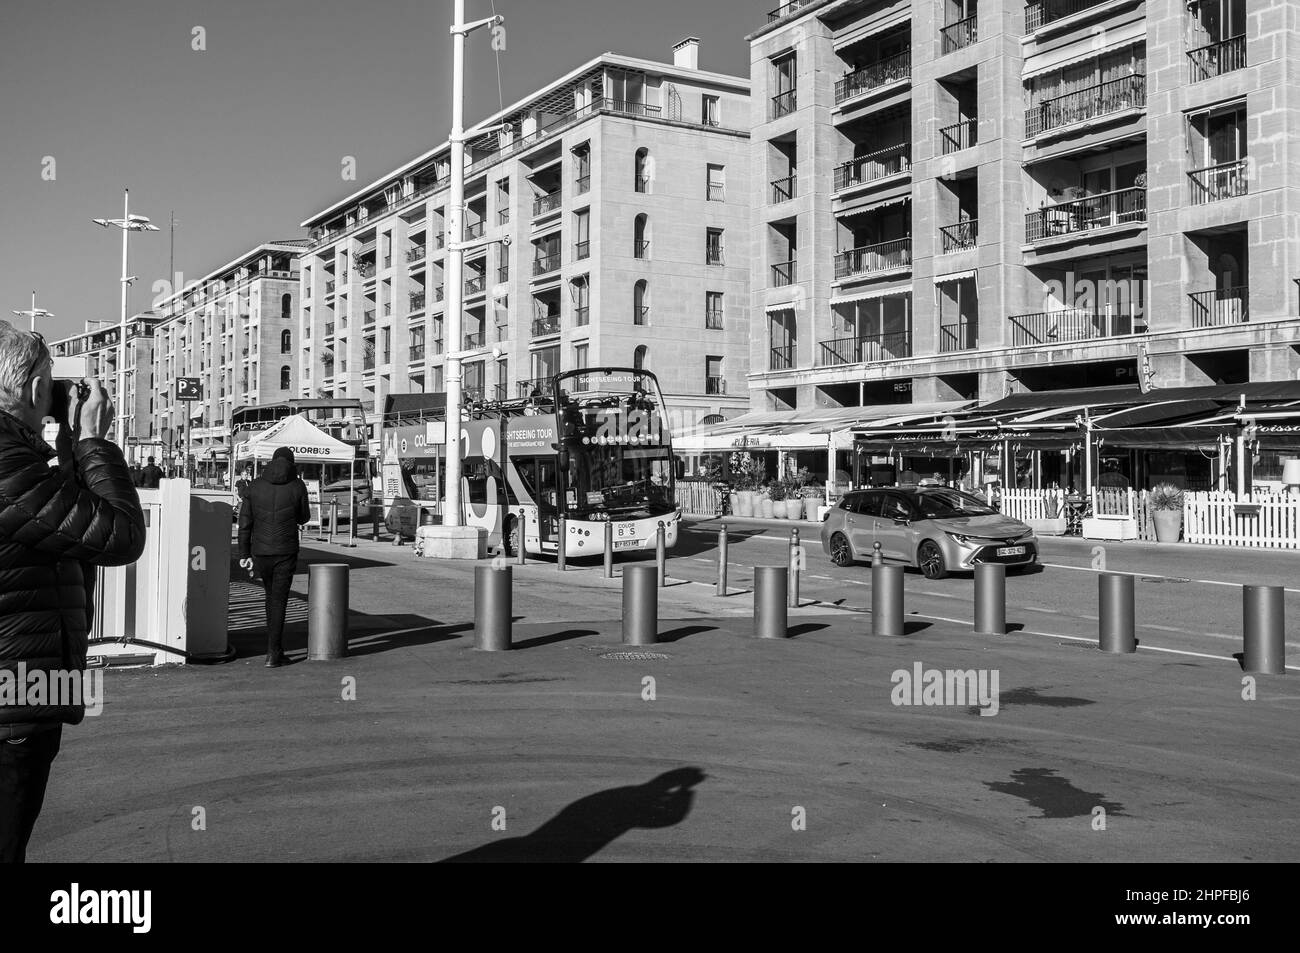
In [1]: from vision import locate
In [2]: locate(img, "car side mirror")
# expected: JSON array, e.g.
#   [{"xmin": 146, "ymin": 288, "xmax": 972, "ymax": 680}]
[{"xmin": 893, "ymin": 517, "xmax": 909, "ymax": 525}]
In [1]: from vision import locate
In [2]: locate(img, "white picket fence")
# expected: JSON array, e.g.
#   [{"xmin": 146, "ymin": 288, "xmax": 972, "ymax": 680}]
[{"xmin": 1000, "ymin": 489, "xmax": 1067, "ymax": 521}]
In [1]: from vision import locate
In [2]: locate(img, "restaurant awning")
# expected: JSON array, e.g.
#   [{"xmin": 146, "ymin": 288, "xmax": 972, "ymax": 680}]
[
  {"xmin": 1094, "ymin": 427, "xmax": 1230, "ymax": 451},
  {"xmin": 675, "ymin": 401, "xmax": 973, "ymax": 453}
]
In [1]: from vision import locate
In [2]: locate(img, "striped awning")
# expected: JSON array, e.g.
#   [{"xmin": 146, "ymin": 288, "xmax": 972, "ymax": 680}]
[
  {"xmin": 830, "ymin": 286, "xmax": 911, "ymax": 305},
  {"xmin": 764, "ymin": 300, "xmax": 799, "ymax": 312},
  {"xmin": 933, "ymin": 268, "xmax": 977, "ymax": 284},
  {"xmin": 1022, "ymin": 20, "xmax": 1145, "ymax": 79},
  {"xmin": 836, "ymin": 195, "xmax": 911, "ymax": 218}
]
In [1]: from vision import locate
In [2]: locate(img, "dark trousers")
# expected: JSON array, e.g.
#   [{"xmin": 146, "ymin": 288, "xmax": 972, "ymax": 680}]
[
  {"xmin": 253, "ymin": 553, "xmax": 298, "ymax": 659},
  {"xmin": 0, "ymin": 726, "xmax": 62, "ymax": 863}
]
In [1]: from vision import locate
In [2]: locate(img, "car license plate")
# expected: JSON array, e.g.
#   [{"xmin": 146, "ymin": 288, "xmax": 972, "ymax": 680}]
[
  {"xmin": 614, "ymin": 539, "xmax": 640, "ymax": 550},
  {"xmin": 996, "ymin": 545, "xmax": 1026, "ymax": 557}
]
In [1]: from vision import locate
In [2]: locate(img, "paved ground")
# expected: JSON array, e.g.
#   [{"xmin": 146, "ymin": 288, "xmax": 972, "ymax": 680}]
[{"xmin": 32, "ymin": 520, "xmax": 1300, "ymax": 862}]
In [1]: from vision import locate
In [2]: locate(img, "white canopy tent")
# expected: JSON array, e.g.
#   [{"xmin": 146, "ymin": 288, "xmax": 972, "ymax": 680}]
[{"xmin": 235, "ymin": 413, "xmax": 356, "ymax": 463}]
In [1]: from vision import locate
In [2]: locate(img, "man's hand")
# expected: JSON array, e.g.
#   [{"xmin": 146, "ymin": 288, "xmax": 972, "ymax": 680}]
[
  {"xmin": 69, "ymin": 377, "xmax": 114, "ymax": 440},
  {"xmin": 239, "ymin": 557, "xmax": 253, "ymax": 572}
]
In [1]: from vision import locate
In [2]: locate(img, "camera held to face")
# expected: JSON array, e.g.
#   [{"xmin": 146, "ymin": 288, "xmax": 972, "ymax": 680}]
[{"xmin": 44, "ymin": 379, "xmax": 91, "ymax": 436}]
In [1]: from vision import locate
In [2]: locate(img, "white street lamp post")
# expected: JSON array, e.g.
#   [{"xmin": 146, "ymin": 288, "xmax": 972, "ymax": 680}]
[
  {"xmin": 93, "ymin": 189, "xmax": 158, "ymax": 448},
  {"xmin": 12, "ymin": 291, "xmax": 54, "ymax": 333}
]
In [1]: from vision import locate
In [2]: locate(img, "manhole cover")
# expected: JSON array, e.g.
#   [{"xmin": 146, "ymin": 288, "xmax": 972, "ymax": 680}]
[
  {"xmin": 599, "ymin": 651, "xmax": 670, "ymax": 661},
  {"xmin": 1141, "ymin": 576, "xmax": 1190, "ymax": 584}
]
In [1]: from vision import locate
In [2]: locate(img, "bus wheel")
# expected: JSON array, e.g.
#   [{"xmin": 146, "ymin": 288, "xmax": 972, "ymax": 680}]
[{"xmin": 505, "ymin": 518, "xmax": 521, "ymax": 557}]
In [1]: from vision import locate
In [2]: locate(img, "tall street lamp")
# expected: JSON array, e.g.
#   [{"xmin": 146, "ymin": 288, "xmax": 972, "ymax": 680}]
[
  {"xmin": 93, "ymin": 189, "xmax": 158, "ymax": 447},
  {"xmin": 12, "ymin": 291, "xmax": 54, "ymax": 333}
]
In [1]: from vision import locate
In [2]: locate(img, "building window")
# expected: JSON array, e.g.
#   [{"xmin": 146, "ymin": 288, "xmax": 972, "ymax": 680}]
[
  {"xmin": 706, "ymin": 228, "xmax": 724, "ymax": 266},
  {"xmin": 633, "ymin": 345, "xmax": 648, "ymax": 371},
  {"xmin": 571, "ymin": 277, "xmax": 590, "ymax": 327},
  {"xmin": 634, "ymin": 280, "xmax": 649, "ymax": 326},
  {"xmin": 574, "ymin": 342, "xmax": 589, "ymax": 372},
  {"xmin": 279, "ymin": 365, "xmax": 291, "ymax": 390},
  {"xmin": 634, "ymin": 214, "xmax": 650, "ymax": 259},
  {"xmin": 635, "ymin": 148, "xmax": 651, "ymax": 193},
  {"xmin": 281, "ymin": 293, "xmax": 291, "ymax": 320},
  {"xmin": 771, "ymin": 51, "xmax": 797, "ymax": 119},
  {"xmin": 573, "ymin": 142, "xmax": 591, "ymax": 194},
  {"xmin": 496, "ymin": 178, "xmax": 511, "ymax": 225},
  {"xmin": 702, "ymin": 94, "xmax": 720, "ymax": 127},
  {"xmin": 1187, "ymin": 101, "xmax": 1248, "ymax": 204},
  {"xmin": 280, "ymin": 329, "xmax": 291, "ymax": 353},
  {"xmin": 706, "ymin": 356, "xmax": 724, "ymax": 395},
  {"xmin": 574, "ymin": 209, "xmax": 590, "ymax": 260},
  {"xmin": 706, "ymin": 291, "xmax": 724, "ymax": 329},
  {"xmin": 707, "ymin": 164, "xmax": 725, "ymax": 202}
]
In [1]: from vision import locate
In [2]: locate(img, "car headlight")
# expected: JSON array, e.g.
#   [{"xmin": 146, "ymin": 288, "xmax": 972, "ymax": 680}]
[{"xmin": 946, "ymin": 531, "xmax": 974, "ymax": 544}]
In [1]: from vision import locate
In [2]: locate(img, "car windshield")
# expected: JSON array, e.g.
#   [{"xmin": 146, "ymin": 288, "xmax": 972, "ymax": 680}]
[{"xmin": 914, "ymin": 488, "xmax": 997, "ymax": 519}]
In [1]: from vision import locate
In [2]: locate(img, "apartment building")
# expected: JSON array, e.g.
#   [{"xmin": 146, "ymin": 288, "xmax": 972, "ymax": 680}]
[
  {"xmin": 747, "ymin": 0, "xmax": 1300, "ymax": 410},
  {"xmin": 49, "ymin": 317, "xmax": 159, "ymax": 460},
  {"xmin": 150, "ymin": 241, "xmax": 304, "ymax": 460},
  {"xmin": 297, "ymin": 41, "xmax": 751, "ymax": 435}
]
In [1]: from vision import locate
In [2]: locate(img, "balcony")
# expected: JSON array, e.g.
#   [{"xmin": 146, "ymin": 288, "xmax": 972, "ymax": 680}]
[
  {"xmin": 940, "ymin": 118, "xmax": 977, "ymax": 154},
  {"xmin": 1188, "ymin": 160, "xmax": 1249, "ymax": 206},
  {"xmin": 834, "ymin": 238, "xmax": 912, "ymax": 280},
  {"xmin": 434, "ymin": 286, "xmax": 445, "ymax": 302},
  {"xmin": 533, "ymin": 253, "xmax": 561, "ymax": 277},
  {"xmin": 325, "ymin": 280, "xmax": 336, "ymax": 295},
  {"xmin": 834, "ymin": 50, "xmax": 910, "ymax": 104},
  {"xmin": 833, "ymin": 143, "xmax": 910, "ymax": 191},
  {"xmin": 1188, "ymin": 34, "xmax": 1247, "ymax": 82},
  {"xmin": 433, "ymin": 234, "xmax": 446, "ymax": 250},
  {"xmin": 767, "ymin": 0, "xmax": 812, "ymax": 22},
  {"xmin": 532, "ymin": 192, "xmax": 562, "ymax": 217},
  {"xmin": 770, "ymin": 344, "xmax": 794, "ymax": 371},
  {"xmin": 357, "ymin": 261, "xmax": 376, "ymax": 280},
  {"xmin": 634, "ymin": 306, "xmax": 650, "ymax": 326},
  {"xmin": 1008, "ymin": 309, "xmax": 1142, "ymax": 347},
  {"xmin": 324, "ymin": 321, "xmax": 335, "ymax": 338},
  {"xmin": 940, "ymin": 320, "xmax": 978, "ymax": 352},
  {"xmin": 1189, "ymin": 287, "xmax": 1249, "ymax": 327},
  {"xmin": 634, "ymin": 240, "xmax": 650, "ymax": 260},
  {"xmin": 574, "ymin": 240, "xmax": 590, "ymax": 261},
  {"xmin": 410, "ymin": 293, "xmax": 426, "ymax": 312},
  {"xmin": 406, "ymin": 246, "xmax": 426, "ymax": 263},
  {"xmin": 1024, "ymin": 187, "xmax": 1146, "ymax": 243},
  {"xmin": 706, "ymin": 246, "xmax": 725, "ymax": 266},
  {"xmin": 1025, "ymin": 73, "xmax": 1145, "ymax": 138},
  {"xmin": 1025, "ymin": 0, "xmax": 1111, "ymax": 33},
  {"xmin": 465, "ymin": 221, "xmax": 485, "ymax": 240},
  {"xmin": 363, "ymin": 355, "xmax": 376, "ymax": 372},
  {"xmin": 409, "ymin": 344, "xmax": 425, "ymax": 362},
  {"xmin": 706, "ymin": 376, "xmax": 727, "ymax": 395},
  {"xmin": 771, "ymin": 260, "xmax": 797, "ymax": 287},
  {"xmin": 940, "ymin": 219, "xmax": 978, "ymax": 254},
  {"xmin": 497, "ymin": 265, "xmax": 510, "ymax": 284},
  {"xmin": 363, "ymin": 309, "xmax": 376, "ymax": 327},
  {"xmin": 498, "ymin": 208, "xmax": 511, "ymax": 226},
  {"xmin": 707, "ymin": 184, "xmax": 726, "ymax": 202},
  {"xmin": 771, "ymin": 89, "xmax": 797, "ymax": 120},
  {"xmin": 531, "ymin": 315, "xmax": 561, "ymax": 337},
  {"xmin": 574, "ymin": 306, "xmax": 590, "ymax": 327},
  {"xmin": 940, "ymin": 15, "xmax": 977, "ymax": 54},
  {"xmin": 770, "ymin": 174, "xmax": 796, "ymax": 204},
  {"xmin": 464, "ymin": 331, "xmax": 486, "ymax": 349},
  {"xmin": 465, "ymin": 275, "xmax": 486, "ymax": 297},
  {"xmin": 705, "ymin": 309, "xmax": 724, "ymax": 330},
  {"xmin": 818, "ymin": 332, "xmax": 912, "ymax": 365}
]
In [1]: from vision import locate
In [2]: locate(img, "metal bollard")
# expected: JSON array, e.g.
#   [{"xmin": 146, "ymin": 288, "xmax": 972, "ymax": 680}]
[
  {"xmin": 1098, "ymin": 573, "xmax": 1136, "ymax": 653},
  {"xmin": 656, "ymin": 520, "xmax": 667, "ymax": 587},
  {"xmin": 622, "ymin": 564, "xmax": 658, "ymax": 645},
  {"xmin": 307, "ymin": 563, "xmax": 349, "ymax": 660},
  {"xmin": 871, "ymin": 564, "xmax": 904, "ymax": 637},
  {"xmin": 716, "ymin": 525, "xmax": 729, "ymax": 597},
  {"xmin": 973, "ymin": 562, "xmax": 1007, "ymax": 636},
  {"xmin": 341, "ymin": 496, "xmax": 357, "ymax": 548},
  {"xmin": 327, "ymin": 500, "xmax": 338, "ymax": 544},
  {"xmin": 872, "ymin": 541, "xmax": 883, "ymax": 567},
  {"xmin": 516, "ymin": 509, "xmax": 527, "ymax": 565},
  {"xmin": 1243, "ymin": 585, "xmax": 1285, "ymax": 675},
  {"xmin": 788, "ymin": 528, "xmax": 801, "ymax": 609},
  {"xmin": 603, "ymin": 519, "xmax": 614, "ymax": 578},
  {"xmin": 557, "ymin": 516, "xmax": 567, "ymax": 571},
  {"xmin": 754, "ymin": 566, "xmax": 789, "ymax": 639},
  {"xmin": 474, "ymin": 565, "xmax": 513, "ymax": 651}
]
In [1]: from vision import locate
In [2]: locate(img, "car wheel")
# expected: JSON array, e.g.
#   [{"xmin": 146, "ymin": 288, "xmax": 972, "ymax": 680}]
[
  {"xmin": 917, "ymin": 540, "xmax": 948, "ymax": 580},
  {"xmin": 829, "ymin": 532, "xmax": 854, "ymax": 567}
]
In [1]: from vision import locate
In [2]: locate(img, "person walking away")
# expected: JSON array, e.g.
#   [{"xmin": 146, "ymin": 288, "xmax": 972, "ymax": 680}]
[
  {"xmin": 0, "ymin": 322, "xmax": 146, "ymax": 863},
  {"xmin": 238, "ymin": 447, "xmax": 310, "ymax": 667},
  {"xmin": 140, "ymin": 456, "xmax": 163, "ymax": 489}
]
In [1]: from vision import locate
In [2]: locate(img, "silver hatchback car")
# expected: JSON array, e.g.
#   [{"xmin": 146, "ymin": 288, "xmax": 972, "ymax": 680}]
[{"xmin": 820, "ymin": 486, "xmax": 1039, "ymax": 579}]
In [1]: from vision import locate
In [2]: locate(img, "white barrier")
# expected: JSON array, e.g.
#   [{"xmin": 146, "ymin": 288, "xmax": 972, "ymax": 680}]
[{"xmin": 1184, "ymin": 491, "xmax": 1300, "ymax": 549}]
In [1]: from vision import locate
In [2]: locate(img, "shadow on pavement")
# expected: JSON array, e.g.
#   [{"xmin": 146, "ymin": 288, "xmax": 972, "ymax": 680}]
[
  {"xmin": 657, "ymin": 624, "xmax": 716, "ymax": 643},
  {"xmin": 788, "ymin": 622, "xmax": 829, "ymax": 638},
  {"xmin": 512, "ymin": 628, "xmax": 600, "ymax": 650},
  {"xmin": 438, "ymin": 767, "xmax": 706, "ymax": 863}
]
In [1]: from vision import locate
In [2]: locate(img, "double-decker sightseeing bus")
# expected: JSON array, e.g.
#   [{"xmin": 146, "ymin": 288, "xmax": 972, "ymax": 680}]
[{"xmin": 460, "ymin": 367, "xmax": 679, "ymax": 557}]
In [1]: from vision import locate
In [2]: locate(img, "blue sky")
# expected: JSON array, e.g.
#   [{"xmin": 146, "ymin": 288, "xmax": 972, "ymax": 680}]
[{"xmin": 0, "ymin": 0, "xmax": 758, "ymax": 339}]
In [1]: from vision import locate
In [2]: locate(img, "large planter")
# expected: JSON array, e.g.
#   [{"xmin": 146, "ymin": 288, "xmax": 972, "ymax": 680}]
[
  {"xmin": 804, "ymin": 497, "xmax": 820, "ymax": 521},
  {"xmin": 1153, "ymin": 510, "xmax": 1183, "ymax": 543},
  {"xmin": 737, "ymin": 492, "xmax": 754, "ymax": 518},
  {"xmin": 729, "ymin": 493, "xmax": 739, "ymax": 516},
  {"xmin": 759, "ymin": 497, "xmax": 774, "ymax": 520},
  {"xmin": 772, "ymin": 500, "xmax": 789, "ymax": 519}
]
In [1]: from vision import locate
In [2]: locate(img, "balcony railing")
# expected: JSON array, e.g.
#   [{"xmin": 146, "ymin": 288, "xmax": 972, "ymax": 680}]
[
  {"xmin": 635, "ymin": 173, "xmax": 651, "ymax": 193},
  {"xmin": 497, "ymin": 265, "xmax": 510, "ymax": 283},
  {"xmin": 1024, "ymin": 187, "xmax": 1146, "ymax": 243},
  {"xmin": 498, "ymin": 208, "xmax": 510, "ymax": 225},
  {"xmin": 634, "ymin": 240, "xmax": 650, "ymax": 259},
  {"xmin": 834, "ymin": 50, "xmax": 911, "ymax": 103},
  {"xmin": 770, "ymin": 344, "xmax": 795, "ymax": 370},
  {"xmin": 410, "ymin": 293, "xmax": 426, "ymax": 311},
  {"xmin": 707, "ymin": 184, "xmax": 726, "ymax": 202},
  {"xmin": 771, "ymin": 260, "xmax": 797, "ymax": 287},
  {"xmin": 1188, "ymin": 160, "xmax": 1249, "ymax": 205},
  {"xmin": 940, "ymin": 117, "xmax": 977, "ymax": 154},
  {"xmin": 532, "ymin": 192, "xmax": 562, "ymax": 216},
  {"xmin": 1008, "ymin": 309, "xmax": 1141, "ymax": 346},
  {"xmin": 940, "ymin": 15, "xmax": 977, "ymax": 54},
  {"xmin": 770, "ymin": 174, "xmax": 796, "ymax": 203},
  {"xmin": 834, "ymin": 238, "xmax": 912, "ymax": 279},
  {"xmin": 1189, "ymin": 286, "xmax": 1249, "ymax": 327},
  {"xmin": 1025, "ymin": 0, "xmax": 1109, "ymax": 33},
  {"xmin": 574, "ymin": 240, "xmax": 590, "ymax": 260},
  {"xmin": 1188, "ymin": 34, "xmax": 1246, "ymax": 83},
  {"xmin": 406, "ymin": 246, "xmax": 426, "ymax": 263},
  {"xmin": 357, "ymin": 261, "xmax": 376, "ymax": 279},
  {"xmin": 634, "ymin": 306, "xmax": 650, "ymax": 326},
  {"xmin": 324, "ymin": 322, "xmax": 335, "ymax": 338},
  {"xmin": 383, "ymin": 302, "xmax": 392, "ymax": 316},
  {"xmin": 939, "ymin": 320, "xmax": 978, "ymax": 352},
  {"xmin": 434, "ymin": 286, "xmax": 445, "ymax": 303},
  {"xmin": 363, "ymin": 355, "xmax": 376, "ymax": 371},
  {"xmin": 705, "ymin": 309, "xmax": 724, "ymax": 330},
  {"xmin": 706, "ymin": 376, "xmax": 726, "ymax": 395},
  {"xmin": 325, "ymin": 280, "xmax": 336, "ymax": 295},
  {"xmin": 767, "ymin": 0, "xmax": 812, "ymax": 22},
  {"xmin": 464, "ymin": 331, "xmax": 486, "ymax": 349},
  {"xmin": 940, "ymin": 219, "xmax": 978, "ymax": 254},
  {"xmin": 706, "ymin": 246, "xmax": 725, "ymax": 266},
  {"xmin": 574, "ymin": 306, "xmax": 590, "ymax": 327},
  {"xmin": 465, "ymin": 221, "xmax": 485, "ymax": 240},
  {"xmin": 1025, "ymin": 73, "xmax": 1146, "ymax": 138},
  {"xmin": 432, "ymin": 234, "xmax": 446, "ymax": 250},
  {"xmin": 833, "ymin": 143, "xmax": 910, "ymax": 191},
  {"xmin": 533, "ymin": 253, "xmax": 561, "ymax": 276},
  {"xmin": 818, "ymin": 332, "xmax": 912, "ymax": 365},
  {"xmin": 531, "ymin": 315, "xmax": 561, "ymax": 337},
  {"xmin": 464, "ymin": 275, "xmax": 486, "ymax": 296},
  {"xmin": 363, "ymin": 309, "xmax": 376, "ymax": 326},
  {"xmin": 771, "ymin": 89, "xmax": 797, "ymax": 119},
  {"xmin": 409, "ymin": 344, "xmax": 425, "ymax": 362}
]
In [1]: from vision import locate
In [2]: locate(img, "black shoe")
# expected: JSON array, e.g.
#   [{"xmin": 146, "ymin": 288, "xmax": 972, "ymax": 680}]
[{"xmin": 265, "ymin": 653, "xmax": 292, "ymax": 668}]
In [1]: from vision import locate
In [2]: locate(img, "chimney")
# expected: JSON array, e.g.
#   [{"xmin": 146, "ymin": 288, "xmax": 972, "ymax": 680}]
[{"xmin": 673, "ymin": 37, "xmax": 700, "ymax": 70}]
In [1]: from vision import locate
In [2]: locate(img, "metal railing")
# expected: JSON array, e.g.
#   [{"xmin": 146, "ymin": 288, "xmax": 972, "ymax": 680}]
[
  {"xmin": 939, "ymin": 320, "xmax": 978, "ymax": 352},
  {"xmin": 531, "ymin": 315, "xmax": 561, "ymax": 337},
  {"xmin": 406, "ymin": 246, "xmax": 426, "ymax": 263},
  {"xmin": 833, "ymin": 142, "xmax": 910, "ymax": 191},
  {"xmin": 705, "ymin": 309, "xmax": 724, "ymax": 330},
  {"xmin": 834, "ymin": 50, "xmax": 910, "ymax": 103},
  {"xmin": 410, "ymin": 293, "xmax": 426, "ymax": 311},
  {"xmin": 834, "ymin": 238, "xmax": 912, "ymax": 279},
  {"xmin": 818, "ymin": 332, "xmax": 912, "ymax": 365},
  {"xmin": 706, "ymin": 376, "xmax": 726, "ymax": 395},
  {"xmin": 533, "ymin": 253, "xmax": 561, "ymax": 276},
  {"xmin": 634, "ymin": 240, "xmax": 650, "ymax": 259},
  {"xmin": 363, "ymin": 309, "xmax": 376, "ymax": 326},
  {"xmin": 433, "ymin": 286, "xmax": 445, "ymax": 302},
  {"xmin": 771, "ymin": 260, "xmax": 797, "ymax": 287},
  {"xmin": 941, "ymin": 15, "xmax": 977, "ymax": 54},
  {"xmin": 324, "ymin": 322, "xmax": 335, "ymax": 337},
  {"xmin": 635, "ymin": 173, "xmax": 651, "ymax": 193},
  {"xmin": 1024, "ymin": 187, "xmax": 1146, "ymax": 242},
  {"xmin": 770, "ymin": 344, "xmax": 794, "ymax": 370},
  {"xmin": 363, "ymin": 355, "xmax": 375, "ymax": 371},
  {"xmin": 357, "ymin": 261, "xmax": 376, "ymax": 279},
  {"xmin": 464, "ymin": 275, "xmax": 486, "ymax": 296},
  {"xmin": 498, "ymin": 207, "xmax": 510, "ymax": 225},
  {"xmin": 940, "ymin": 219, "xmax": 978, "ymax": 253},
  {"xmin": 574, "ymin": 240, "xmax": 590, "ymax": 260},
  {"xmin": 940, "ymin": 117, "xmax": 977, "ymax": 154},
  {"xmin": 465, "ymin": 221, "xmax": 485, "ymax": 240},
  {"xmin": 1025, "ymin": 73, "xmax": 1146, "ymax": 137},
  {"xmin": 1189, "ymin": 286, "xmax": 1249, "ymax": 327},
  {"xmin": 771, "ymin": 89, "xmax": 797, "ymax": 119},
  {"xmin": 1188, "ymin": 160, "xmax": 1249, "ymax": 205},
  {"xmin": 707, "ymin": 245, "xmax": 725, "ymax": 266},
  {"xmin": 497, "ymin": 265, "xmax": 510, "ymax": 283},
  {"xmin": 383, "ymin": 302, "xmax": 392, "ymax": 316},
  {"xmin": 409, "ymin": 344, "xmax": 425, "ymax": 362},
  {"xmin": 767, "ymin": 0, "xmax": 812, "ymax": 22},
  {"xmin": 325, "ymin": 280, "xmax": 336, "ymax": 294},
  {"xmin": 1025, "ymin": 0, "xmax": 1109, "ymax": 32},
  {"xmin": 532, "ymin": 192, "xmax": 562, "ymax": 216},
  {"xmin": 1188, "ymin": 34, "xmax": 1246, "ymax": 82},
  {"xmin": 770, "ymin": 174, "xmax": 796, "ymax": 203},
  {"xmin": 634, "ymin": 306, "xmax": 650, "ymax": 326},
  {"xmin": 707, "ymin": 184, "xmax": 726, "ymax": 201},
  {"xmin": 464, "ymin": 331, "xmax": 486, "ymax": 349},
  {"xmin": 1008, "ymin": 309, "xmax": 1141, "ymax": 346}
]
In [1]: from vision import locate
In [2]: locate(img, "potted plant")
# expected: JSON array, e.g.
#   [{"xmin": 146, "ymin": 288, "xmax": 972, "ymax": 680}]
[
  {"xmin": 769, "ymin": 480, "xmax": 788, "ymax": 519},
  {"xmin": 803, "ymin": 484, "xmax": 823, "ymax": 521},
  {"xmin": 1150, "ymin": 482, "xmax": 1184, "ymax": 542}
]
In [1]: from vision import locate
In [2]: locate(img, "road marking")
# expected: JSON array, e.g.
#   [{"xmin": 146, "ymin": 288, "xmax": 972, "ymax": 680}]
[{"xmin": 1041, "ymin": 561, "xmax": 1300, "ymax": 594}]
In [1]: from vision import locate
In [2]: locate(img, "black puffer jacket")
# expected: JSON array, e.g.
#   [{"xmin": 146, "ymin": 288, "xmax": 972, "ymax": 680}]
[
  {"xmin": 0, "ymin": 412, "xmax": 146, "ymax": 739},
  {"xmin": 237, "ymin": 458, "xmax": 310, "ymax": 558}
]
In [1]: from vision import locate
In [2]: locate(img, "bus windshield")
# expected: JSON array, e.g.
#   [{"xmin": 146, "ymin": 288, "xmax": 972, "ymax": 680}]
[{"xmin": 567, "ymin": 445, "xmax": 674, "ymax": 517}]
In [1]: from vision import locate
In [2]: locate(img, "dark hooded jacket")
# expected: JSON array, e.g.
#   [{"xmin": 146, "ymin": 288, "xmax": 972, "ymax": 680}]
[
  {"xmin": 238, "ymin": 454, "xmax": 310, "ymax": 558},
  {"xmin": 0, "ymin": 412, "xmax": 146, "ymax": 739}
]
